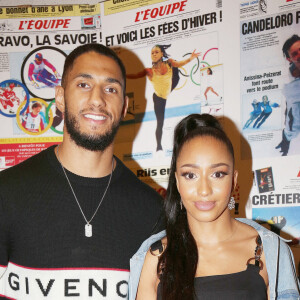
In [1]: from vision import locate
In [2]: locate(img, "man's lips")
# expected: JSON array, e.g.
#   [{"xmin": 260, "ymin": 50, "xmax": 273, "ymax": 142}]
[
  {"xmin": 194, "ymin": 201, "xmax": 216, "ymax": 211},
  {"xmin": 83, "ymin": 113, "xmax": 107, "ymax": 121}
]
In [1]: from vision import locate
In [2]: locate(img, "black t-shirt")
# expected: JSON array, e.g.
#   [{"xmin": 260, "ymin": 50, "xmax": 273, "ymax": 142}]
[{"xmin": 0, "ymin": 146, "xmax": 163, "ymax": 299}]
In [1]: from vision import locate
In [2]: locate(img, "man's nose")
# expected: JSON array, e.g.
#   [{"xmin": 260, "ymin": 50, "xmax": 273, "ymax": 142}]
[{"xmin": 89, "ymin": 87, "xmax": 105, "ymax": 107}]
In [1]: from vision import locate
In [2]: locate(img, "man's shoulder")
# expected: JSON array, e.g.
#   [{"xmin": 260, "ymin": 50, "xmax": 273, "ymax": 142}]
[
  {"xmin": 115, "ymin": 157, "xmax": 161, "ymax": 196},
  {"xmin": 116, "ymin": 157, "xmax": 162, "ymax": 202},
  {"xmin": 115, "ymin": 156, "xmax": 143, "ymax": 183},
  {"xmin": 0, "ymin": 146, "xmax": 53, "ymax": 183}
]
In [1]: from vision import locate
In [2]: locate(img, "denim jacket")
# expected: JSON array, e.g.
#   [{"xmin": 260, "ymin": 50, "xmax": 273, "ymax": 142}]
[{"xmin": 129, "ymin": 218, "xmax": 300, "ymax": 300}]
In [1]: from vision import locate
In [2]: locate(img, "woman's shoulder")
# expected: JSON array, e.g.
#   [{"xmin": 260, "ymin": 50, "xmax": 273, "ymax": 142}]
[
  {"xmin": 132, "ymin": 230, "xmax": 166, "ymax": 259},
  {"xmin": 236, "ymin": 218, "xmax": 293, "ymax": 259},
  {"xmin": 236, "ymin": 219, "xmax": 258, "ymax": 236},
  {"xmin": 149, "ymin": 237, "xmax": 167, "ymax": 257},
  {"xmin": 141, "ymin": 237, "xmax": 167, "ymax": 276}
]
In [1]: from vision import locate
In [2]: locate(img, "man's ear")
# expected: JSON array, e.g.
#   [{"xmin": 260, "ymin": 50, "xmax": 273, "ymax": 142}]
[
  {"xmin": 121, "ymin": 95, "xmax": 129, "ymax": 119},
  {"xmin": 55, "ymin": 86, "xmax": 65, "ymax": 114}
]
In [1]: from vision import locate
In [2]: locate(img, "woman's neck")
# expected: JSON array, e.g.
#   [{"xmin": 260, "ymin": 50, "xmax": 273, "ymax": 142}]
[{"xmin": 188, "ymin": 213, "xmax": 237, "ymax": 247}]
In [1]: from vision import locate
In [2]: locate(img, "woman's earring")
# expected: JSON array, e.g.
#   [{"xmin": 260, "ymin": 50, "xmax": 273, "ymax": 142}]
[
  {"xmin": 180, "ymin": 200, "xmax": 183, "ymax": 210},
  {"xmin": 228, "ymin": 197, "xmax": 235, "ymax": 210}
]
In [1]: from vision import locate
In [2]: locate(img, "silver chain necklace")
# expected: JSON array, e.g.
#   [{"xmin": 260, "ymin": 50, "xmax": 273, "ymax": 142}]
[{"xmin": 56, "ymin": 146, "xmax": 113, "ymax": 237}]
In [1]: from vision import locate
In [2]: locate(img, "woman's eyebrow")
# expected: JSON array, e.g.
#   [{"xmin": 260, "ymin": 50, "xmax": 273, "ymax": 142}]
[{"xmin": 179, "ymin": 162, "xmax": 230, "ymax": 168}]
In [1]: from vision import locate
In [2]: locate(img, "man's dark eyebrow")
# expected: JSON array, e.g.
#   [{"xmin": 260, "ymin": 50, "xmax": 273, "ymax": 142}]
[
  {"xmin": 73, "ymin": 73, "xmax": 92, "ymax": 80},
  {"xmin": 106, "ymin": 77, "xmax": 123, "ymax": 88}
]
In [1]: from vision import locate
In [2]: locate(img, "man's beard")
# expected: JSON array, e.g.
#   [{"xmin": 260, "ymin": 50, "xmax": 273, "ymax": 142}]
[{"xmin": 64, "ymin": 105, "xmax": 121, "ymax": 152}]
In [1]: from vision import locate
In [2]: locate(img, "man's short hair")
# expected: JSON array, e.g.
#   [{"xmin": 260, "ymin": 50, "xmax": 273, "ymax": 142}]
[
  {"xmin": 61, "ymin": 44, "xmax": 126, "ymax": 96},
  {"xmin": 282, "ymin": 34, "xmax": 300, "ymax": 58},
  {"xmin": 32, "ymin": 102, "xmax": 42, "ymax": 109}
]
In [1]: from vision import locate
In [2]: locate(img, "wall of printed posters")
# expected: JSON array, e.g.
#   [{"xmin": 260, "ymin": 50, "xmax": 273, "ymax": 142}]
[
  {"xmin": 238, "ymin": 0, "xmax": 300, "ymax": 274},
  {"xmin": 0, "ymin": 0, "xmax": 299, "ymax": 274}
]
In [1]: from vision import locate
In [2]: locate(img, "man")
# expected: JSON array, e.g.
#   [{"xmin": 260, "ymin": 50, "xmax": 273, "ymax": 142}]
[
  {"xmin": 0, "ymin": 44, "xmax": 163, "ymax": 299},
  {"xmin": 28, "ymin": 52, "xmax": 60, "ymax": 88},
  {"xmin": 276, "ymin": 34, "xmax": 300, "ymax": 155}
]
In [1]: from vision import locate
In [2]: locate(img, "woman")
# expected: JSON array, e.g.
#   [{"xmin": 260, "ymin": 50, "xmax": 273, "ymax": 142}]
[
  {"xmin": 127, "ymin": 45, "xmax": 200, "ymax": 151},
  {"xmin": 129, "ymin": 114, "xmax": 300, "ymax": 300}
]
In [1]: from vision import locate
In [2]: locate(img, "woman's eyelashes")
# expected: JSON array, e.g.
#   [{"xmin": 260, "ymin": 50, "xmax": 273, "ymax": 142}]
[
  {"xmin": 181, "ymin": 171, "xmax": 197, "ymax": 180},
  {"xmin": 212, "ymin": 171, "xmax": 228, "ymax": 179},
  {"xmin": 180, "ymin": 170, "xmax": 229, "ymax": 180}
]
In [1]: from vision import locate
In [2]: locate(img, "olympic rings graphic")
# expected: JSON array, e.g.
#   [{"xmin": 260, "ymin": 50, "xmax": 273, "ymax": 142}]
[
  {"xmin": 174, "ymin": 67, "xmax": 188, "ymax": 90},
  {"xmin": 16, "ymin": 98, "xmax": 53, "ymax": 136},
  {"xmin": 202, "ymin": 47, "xmax": 218, "ymax": 61},
  {"xmin": 46, "ymin": 100, "xmax": 63, "ymax": 135},
  {"xmin": 200, "ymin": 61, "xmax": 210, "ymax": 74},
  {"xmin": 190, "ymin": 64, "xmax": 201, "ymax": 86},
  {"xmin": 179, "ymin": 52, "xmax": 200, "ymax": 77},
  {"xmin": 0, "ymin": 79, "xmax": 30, "ymax": 118},
  {"xmin": 178, "ymin": 49, "xmax": 219, "ymax": 86}
]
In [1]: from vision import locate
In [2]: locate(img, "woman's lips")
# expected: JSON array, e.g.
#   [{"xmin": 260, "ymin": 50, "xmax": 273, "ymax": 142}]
[{"xmin": 194, "ymin": 201, "xmax": 216, "ymax": 211}]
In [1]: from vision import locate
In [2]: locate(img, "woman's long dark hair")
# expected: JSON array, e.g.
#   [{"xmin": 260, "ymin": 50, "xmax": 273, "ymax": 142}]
[{"xmin": 158, "ymin": 113, "xmax": 234, "ymax": 299}]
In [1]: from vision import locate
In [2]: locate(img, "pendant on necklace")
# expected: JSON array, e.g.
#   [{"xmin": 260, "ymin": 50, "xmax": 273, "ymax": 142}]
[{"xmin": 85, "ymin": 224, "xmax": 92, "ymax": 237}]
